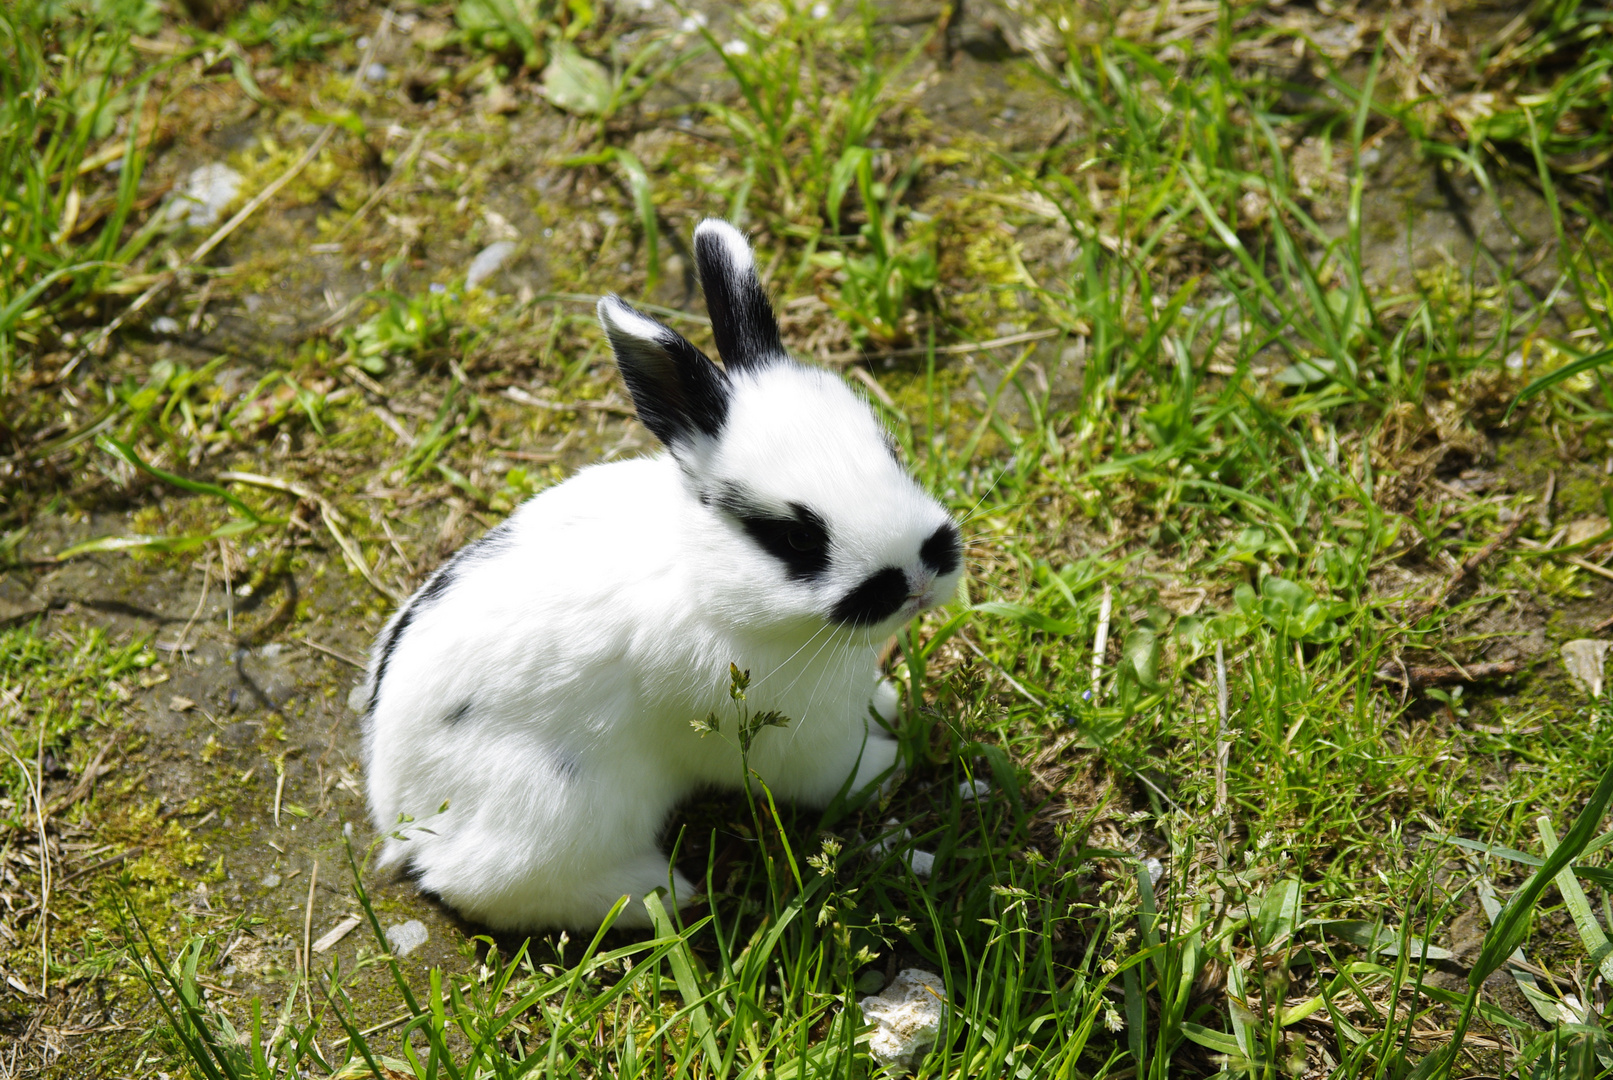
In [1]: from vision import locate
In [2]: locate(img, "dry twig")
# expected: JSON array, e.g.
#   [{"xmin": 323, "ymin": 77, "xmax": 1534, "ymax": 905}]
[
  {"xmin": 1091, "ymin": 584, "xmax": 1113, "ymax": 700},
  {"xmin": 58, "ymin": 21, "xmax": 393, "ymax": 379},
  {"xmin": 219, "ymin": 471, "xmax": 402, "ymax": 603},
  {"xmin": 44, "ymin": 728, "xmax": 126, "ymax": 816},
  {"xmin": 1404, "ymin": 512, "xmax": 1529, "ymax": 624},
  {"xmin": 1374, "ymin": 659, "xmax": 1526, "ymax": 688}
]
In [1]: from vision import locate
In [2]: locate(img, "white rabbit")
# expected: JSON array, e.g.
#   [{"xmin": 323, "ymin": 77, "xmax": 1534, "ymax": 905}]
[{"xmin": 362, "ymin": 219, "xmax": 962, "ymax": 931}]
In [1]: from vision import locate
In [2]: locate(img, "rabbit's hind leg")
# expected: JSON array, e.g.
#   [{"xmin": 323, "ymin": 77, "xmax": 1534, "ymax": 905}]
[{"xmin": 559, "ymin": 854, "xmax": 697, "ymax": 930}]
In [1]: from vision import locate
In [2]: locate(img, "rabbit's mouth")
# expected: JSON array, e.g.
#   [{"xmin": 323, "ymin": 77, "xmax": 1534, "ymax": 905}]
[{"xmin": 899, "ymin": 590, "xmax": 933, "ymax": 619}]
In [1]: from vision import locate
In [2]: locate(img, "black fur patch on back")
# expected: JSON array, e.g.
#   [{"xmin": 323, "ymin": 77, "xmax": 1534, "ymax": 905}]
[
  {"xmin": 371, "ymin": 519, "xmax": 518, "ymax": 712},
  {"xmin": 713, "ymin": 484, "xmax": 830, "ymax": 580},
  {"xmin": 370, "ymin": 602, "xmax": 417, "ymax": 710},
  {"xmin": 695, "ymin": 227, "xmax": 783, "ymax": 371},
  {"xmin": 832, "ymin": 567, "xmax": 909, "ymax": 626},
  {"xmin": 920, "ymin": 522, "xmax": 962, "ymax": 575},
  {"xmin": 416, "ymin": 566, "xmax": 454, "ymax": 606}
]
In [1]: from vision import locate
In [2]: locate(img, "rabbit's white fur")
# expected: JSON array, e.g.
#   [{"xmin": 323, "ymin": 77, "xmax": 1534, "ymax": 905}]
[{"xmin": 363, "ymin": 220, "xmax": 961, "ymax": 931}]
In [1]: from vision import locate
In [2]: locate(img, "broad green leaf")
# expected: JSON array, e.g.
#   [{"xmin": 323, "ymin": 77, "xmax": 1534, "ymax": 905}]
[
  {"xmin": 544, "ymin": 45, "xmax": 612, "ymax": 116},
  {"xmin": 1256, "ymin": 878, "xmax": 1302, "ymax": 947}
]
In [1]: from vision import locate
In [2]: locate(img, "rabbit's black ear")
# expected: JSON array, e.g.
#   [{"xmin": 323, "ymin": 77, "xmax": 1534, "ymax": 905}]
[
  {"xmin": 694, "ymin": 218, "xmax": 784, "ymax": 371},
  {"xmin": 598, "ymin": 295, "xmax": 730, "ymax": 447}
]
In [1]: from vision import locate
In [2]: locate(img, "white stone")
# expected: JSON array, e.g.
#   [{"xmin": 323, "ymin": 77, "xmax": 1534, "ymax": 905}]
[
  {"xmin": 466, "ymin": 240, "xmax": 517, "ymax": 288},
  {"xmin": 860, "ymin": 968, "xmax": 947, "ymax": 1076},
  {"xmin": 151, "ymin": 316, "xmax": 181, "ymax": 335},
  {"xmin": 170, "ymin": 162, "xmax": 243, "ymax": 229},
  {"xmin": 958, "ymin": 779, "xmax": 991, "ymax": 800},
  {"xmin": 870, "ymin": 820, "xmax": 935, "ymax": 877},
  {"xmin": 1566, "ymin": 517, "xmax": 1610, "ymax": 546},
  {"xmin": 1563, "ymin": 639, "xmax": 1613, "ymax": 699},
  {"xmin": 348, "ymin": 684, "xmax": 369, "ymax": 713},
  {"xmin": 386, "ymin": 919, "xmax": 429, "ymax": 957}
]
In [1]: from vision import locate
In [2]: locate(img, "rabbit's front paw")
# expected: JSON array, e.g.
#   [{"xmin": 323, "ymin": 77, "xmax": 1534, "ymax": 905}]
[
  {"xmin": 850, "ymin": 735, "xmax": 902, "ymax": 800},
  {"xmin": 870, "ymin": 678, "xmax": 900, "ymax": 728}
]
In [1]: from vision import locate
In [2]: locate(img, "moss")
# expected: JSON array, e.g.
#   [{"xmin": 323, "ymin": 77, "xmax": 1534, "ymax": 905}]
[{"xmin": 1557, "ymin": 472, "xmax": 1609, "ymax": 517}]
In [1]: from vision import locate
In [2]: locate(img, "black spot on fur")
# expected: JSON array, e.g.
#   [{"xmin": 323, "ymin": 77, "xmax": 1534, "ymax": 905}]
[
  {"xmin": 713, "ymin": 484, "xmax": 830, "ymax": 580},
  {"xmin": 832, "ymin": 567, "xmax": 909, "ymax": 626},
  {"xmin": 920, "ymin": 522, "xmax": 962, "ymax": 575},
  {"xmin": 444, "ymin": 700, "xmax": 472, "ymax": 726},
  {"xmin": 695, "ymin": 225, "xmax": 783, "ymax": 371},
  {"xmin": 552, "ymin": 749, "xmax": 580, "ymax": 781},
  {"xmin": 602, "ymin": 296, "xmax": 730, "ymax": 448}
]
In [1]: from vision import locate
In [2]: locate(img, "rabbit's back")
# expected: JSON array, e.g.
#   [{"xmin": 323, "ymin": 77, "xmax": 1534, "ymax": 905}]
[{"xmin": 364, "ymin": 457, "xmax": 702, "ymax": 834}]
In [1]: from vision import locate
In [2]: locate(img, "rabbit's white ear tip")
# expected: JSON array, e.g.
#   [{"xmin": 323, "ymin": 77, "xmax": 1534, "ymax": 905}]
[
  {"xmin": 694, "ymin": 218, "xmax": 755, "ymax": 272},
  {"xmin": 597, "ymin": 294, "xmax": 666, "ymax": 343}
]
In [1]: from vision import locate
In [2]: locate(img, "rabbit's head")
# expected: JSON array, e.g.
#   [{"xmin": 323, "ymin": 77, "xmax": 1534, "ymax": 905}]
[{"xmin": 597, "ymin": 219, "xmax": 961, "ymax": 638}]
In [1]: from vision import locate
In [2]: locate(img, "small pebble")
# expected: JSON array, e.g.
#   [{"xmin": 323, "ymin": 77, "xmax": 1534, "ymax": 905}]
[
  {"xmin": 169, "ymin": 162, "xmax": 242, "ymax": 229},
  {"xmin": 958, "ymin": 779, "xmax": 991, "ymax": 801},
  {"xmin": 466, "ymin": 240, "xmax": 517, "ymax": 289},
  {"xmin": 348, "ymin": 684, "xmax": 369, "ymax": 713},
  {"xmin": 151, "ymin": 316, "xmax": 181, "ymax": 335},
  {"xmin": 386, "ymin": 919, "xmax": 429, "ymax": 957},
  {"xmin": 261, "ymin": 872, "xmax": 281, "ymax": 889}
]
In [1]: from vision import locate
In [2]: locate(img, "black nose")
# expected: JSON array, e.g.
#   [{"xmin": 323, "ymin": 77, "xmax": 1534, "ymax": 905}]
[{"xmin": 920, "ymin": 522, "xmax": 961, "ymax": 575}]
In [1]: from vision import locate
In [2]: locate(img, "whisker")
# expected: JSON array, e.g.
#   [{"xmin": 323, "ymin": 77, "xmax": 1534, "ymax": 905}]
[
  {"xmin": 789, "ymin": 628, "xmax": 850, "ymax": 735},
  {"xmin": 957, "ymin": 461, "xmax": 1015, "ymax": 525},
  {"xmin": 779, "ymin": 627, "xmax": 848, "ymax": 748},
  {"xmin": 755, "ymin": 621, "xmax": 836, "ymax": 687}
]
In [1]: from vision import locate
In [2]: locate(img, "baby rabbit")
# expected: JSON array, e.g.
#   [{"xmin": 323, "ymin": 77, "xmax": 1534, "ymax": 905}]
[{"xmin": 363, "ymin": 219, "xmax": 962, "ymax": 931}]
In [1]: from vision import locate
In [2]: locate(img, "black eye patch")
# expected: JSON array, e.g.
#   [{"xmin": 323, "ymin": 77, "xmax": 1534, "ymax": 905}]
[{"xmin": 713, "ymin": 484, "xmax": 831, "ymax": 580}]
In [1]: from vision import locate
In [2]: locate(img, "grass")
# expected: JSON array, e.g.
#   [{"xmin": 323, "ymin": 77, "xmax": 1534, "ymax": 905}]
[{"xmin": 3, "ymin": 0, "xmax": 1613, "ymax": 1076}]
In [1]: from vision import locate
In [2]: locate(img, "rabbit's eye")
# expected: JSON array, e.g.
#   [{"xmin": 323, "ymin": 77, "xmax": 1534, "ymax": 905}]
[{"xmin": 787, "ymin": 528, "xmax": 823, "ymax": 552}]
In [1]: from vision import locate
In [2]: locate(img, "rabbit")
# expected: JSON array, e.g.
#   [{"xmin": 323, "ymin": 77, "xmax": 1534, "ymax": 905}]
[{"xmin": 362, "ymin": 219, "xmax": 963, "ymax": 931}]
